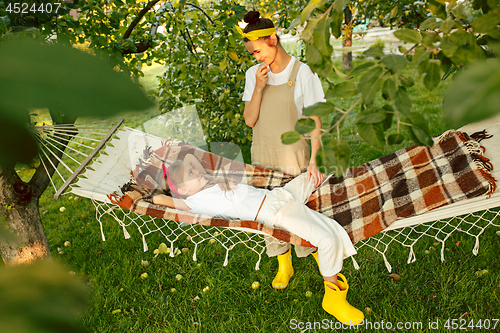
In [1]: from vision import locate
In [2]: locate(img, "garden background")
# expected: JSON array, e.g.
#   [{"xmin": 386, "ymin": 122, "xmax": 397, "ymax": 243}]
[{"xmin": 1, "ymin": 0, "xmax": 499, "ymax": 332}]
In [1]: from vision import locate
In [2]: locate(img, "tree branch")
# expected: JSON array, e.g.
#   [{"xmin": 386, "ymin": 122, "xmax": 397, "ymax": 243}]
[
  {"xmin": 122, "ymin": 0, "xmax": 161, "ymax": 40},
  {"xmin": 186, "ymin": 2, "xmax": 215, "ymax": 25}
]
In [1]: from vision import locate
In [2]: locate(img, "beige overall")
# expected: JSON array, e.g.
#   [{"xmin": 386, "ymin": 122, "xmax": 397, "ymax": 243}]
[{"xmin": 251, "ymin": 59, "xmax": 316, "ymax": 258}]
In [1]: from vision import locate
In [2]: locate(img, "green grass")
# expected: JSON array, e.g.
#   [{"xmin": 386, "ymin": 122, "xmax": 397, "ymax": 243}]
[{"xmin": 34, "ymin": 53, "xmax": 500, "ymax": 332}]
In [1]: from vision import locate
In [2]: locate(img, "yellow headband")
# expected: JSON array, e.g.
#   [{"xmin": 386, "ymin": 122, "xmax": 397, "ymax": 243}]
[{"xmin": 235, "ymin": 26, "xmax": 276, "ymax": 41}]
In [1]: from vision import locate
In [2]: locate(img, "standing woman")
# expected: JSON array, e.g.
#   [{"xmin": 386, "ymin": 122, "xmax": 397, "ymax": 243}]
[{"xmin": 238, "ymin": 11, "xmax": 326, "ymax": 289}]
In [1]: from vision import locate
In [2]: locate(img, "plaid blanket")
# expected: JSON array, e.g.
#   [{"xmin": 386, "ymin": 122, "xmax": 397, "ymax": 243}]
[{"xmin": 108, "ymin": 130, "xmax": 496, "ymax": 246}]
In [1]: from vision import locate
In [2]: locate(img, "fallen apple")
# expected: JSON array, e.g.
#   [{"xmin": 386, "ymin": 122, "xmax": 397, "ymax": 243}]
[
  {"xmin": 141, "ymin": 273, "xmax": 148, "ymax": 279},
  {"xmin": 59, "ymin": 207, "xmax": 66, "ymax": 212},
  {"xmin": 305, "ymin": 291, "xmax": 312, "ymax": 297},
  {"xmin": 251, "ymin": 281, "xmax": 260, "ymax": 289},
  {"xmin": 175, "ymin": 274, "xmax": 183, "ymax": 281},
  {"xmin": 64, "ymin": 241, "xmax": 71, "ymax": 247}
]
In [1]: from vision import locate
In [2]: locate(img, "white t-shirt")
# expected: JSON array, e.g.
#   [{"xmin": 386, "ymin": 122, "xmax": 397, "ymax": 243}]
[
  {"xmin": 184, "ymin": 184, "xmax": 268, "ymax": 221},
  {"xmin": 242, "ymin": 57, "xmax": 325, "ymax": 119}
]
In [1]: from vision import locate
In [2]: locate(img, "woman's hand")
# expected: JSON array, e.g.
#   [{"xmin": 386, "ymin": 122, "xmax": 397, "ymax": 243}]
[
  {"xmin": 255, "ymin": 64, "xmax": 270, "ymax": 92},
  {"xmin": 307, "ymin": 160, "xmax": 325, "ymax": 187}
]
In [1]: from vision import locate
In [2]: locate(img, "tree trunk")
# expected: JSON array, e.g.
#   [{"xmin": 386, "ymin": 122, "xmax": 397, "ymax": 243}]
[
  {"xmin": 0, "ymin": 123, "xmax": 75, "ymax": 265},
  {"xmin": 342, "ymin": 38, "xmax": 353, "ymax": 72},
  {"xmin": 342, "ymin": 6, "xmax": 353, "ymax": 72},
  {"xmin": 0, "ymin": 165, "xmax": 50, "ymax": 265}
]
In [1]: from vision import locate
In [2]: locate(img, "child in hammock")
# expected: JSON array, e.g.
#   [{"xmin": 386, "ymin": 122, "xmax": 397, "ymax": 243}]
[{"xmin": 152, "ymin": 153, "xmax": 364, "ymax": 325}]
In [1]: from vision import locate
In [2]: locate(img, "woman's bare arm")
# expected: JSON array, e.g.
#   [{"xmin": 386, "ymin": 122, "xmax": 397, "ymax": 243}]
[
  {"xmin": 183, "ymin": 153, "xmax": 208, "ymax": 175},
  {"xmin": 153, "ymin": 194, "xmax": 191, "ymax": 211}
]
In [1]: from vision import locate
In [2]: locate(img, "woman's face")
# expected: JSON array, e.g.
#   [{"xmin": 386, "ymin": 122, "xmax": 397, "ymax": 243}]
[
  {"xmin": 177, "ymin": 163, "xmax": 207, "ymax": 196},
  {"xmin": 244, "ymin": 37, "xmax": 277, "ymax": 66}
]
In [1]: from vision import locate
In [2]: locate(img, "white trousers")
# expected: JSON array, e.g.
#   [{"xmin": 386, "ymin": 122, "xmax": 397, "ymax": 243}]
[{"xmin": 256, "ymin": 173, "xmax": 357, "ymax": 277}]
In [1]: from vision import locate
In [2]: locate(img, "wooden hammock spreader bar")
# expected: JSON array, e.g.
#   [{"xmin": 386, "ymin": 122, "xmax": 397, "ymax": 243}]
[{"xmin": 54, "ymin": 118, "xmax": 124, "ymax": 200}]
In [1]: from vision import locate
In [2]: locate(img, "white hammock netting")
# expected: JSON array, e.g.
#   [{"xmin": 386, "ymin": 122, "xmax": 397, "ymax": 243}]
[{"xmin": 33, "ymin": 109, "xmax": 500, "ymax": 272}]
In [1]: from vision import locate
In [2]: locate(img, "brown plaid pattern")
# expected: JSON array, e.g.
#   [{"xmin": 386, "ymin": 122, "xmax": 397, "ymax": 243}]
[{"xmin": 109, "ymin": 131, "xmax": 495, "ymax": 246}]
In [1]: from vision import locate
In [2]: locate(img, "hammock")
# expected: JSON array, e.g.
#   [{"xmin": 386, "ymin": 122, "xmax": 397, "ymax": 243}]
[{"xmin": 36, "ymin": 112, "xmax": 500, "ymax": 271}]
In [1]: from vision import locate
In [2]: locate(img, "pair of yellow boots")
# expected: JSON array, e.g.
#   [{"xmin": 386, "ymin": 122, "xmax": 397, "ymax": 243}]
[{"xmin": 272, "ymin": 249, "xmax": 364, "ymax": 326}]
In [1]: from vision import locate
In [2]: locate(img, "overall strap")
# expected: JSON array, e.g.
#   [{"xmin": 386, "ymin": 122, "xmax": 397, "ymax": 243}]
[{"xmin": 287, "ymin": 60, "xmax": 302, "ymax": 87}]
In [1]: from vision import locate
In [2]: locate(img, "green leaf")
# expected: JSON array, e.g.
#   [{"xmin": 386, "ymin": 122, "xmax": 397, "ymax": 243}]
[
  {"xmin": 387, "ymin": 133, "xmax": 405, "ymax": 145},
  {"xmin": 295, "ymin": 118, "xmax": 317, "ymax": 134},
  {"xmin": 329, "ymin": 82, "xmax": 358, "ymax": 98},
  {"xmin": 363, "ymin": 45, "xmax": 384, "ymax": 58},
  {"xmin": 361, "ymin": 74, "xmax": 385, "ymax": 105},
  {"xmin": 356, "ymin": 111, "xmax": 388, "ymax": 124},
  {"xmin": 443, "ymin": 59, "xmax": 500, "ymax": 128},
  {"xmin": 350, "ymin": 61, "xmax": 375, "ymax": 75},
  {"xmin": 333, "ymin": 66, "xmax": 352, "ymax": 80},
  {"xmin": 314, "ymin": 16, "xmax": 333, "ymax": 57},
  {"xmin": 390, "ymin": 6, "xmax": 399, "ymax": 18},
  {"xmin": 440, "ymin": 37, "xmax": 459, "ymax": 57},
  {"xmin": 305, "ymin": 43, "xmax": 322, "ymax": 66},
  {"xmin": 382, "ymin": 77, "xmax": 397, "ymax": 101},
  {"xmin": 407, "ymin": 112, "xmax": 433, "ymax": 146},
  {"xmin": 381, "ymin": 54, "xmax": 407, "ymax": 75},
  {"xmin": 451, "ymin": 48, "xmax": 475, "ymax": 66},
  {"xmin": 329, "ymin": 111, "xmax": 344, "ymax": 128},
  {"xmin": 395, "ymin": 87, "xmax": 412, "ymax": 117},
  {"xmin": 423, "ymin": 59, "xmax": 441, "ymax": 91},
  {"xmin": 448, "ymin": 29, "xmax": 469, "ymax": 46},
  {"xmin": 0, "ymin": 113, "xmax": 37, "ymax": 164},
  {"xmin": 394, "ymin": 29, "xmax": 422, "ymax": 44},
  {"xmin": 399, "ymin": 75, "xmax": 415, "ymax": 88},
  {"xmin": 412, "ymin": 46, "xmax": 431, "ymax": 66},
  {"xmin": 301, "ymin": 17, "xmax": 320, "ymax": 44},
  {"xmin": 0, "ymin": 260, "xmax": 89, "ymax": 333},
  {"xmin": 285, "ymin": 15, "xmax": 302, "ymax": 33},
  {"xmin": 420, "ymin": 17, "xmax": 443, "ymax": 30},
  {"xmin": 300, "ymin": 0, "xmax": 327, "ymax": 24},
  {"xmin": 219, "ymin": 58, "xmax": 228, "ymax": 71},
  {"xmin": 440, "ymin": 18, "xmax": 458, "ymax": 34},
  {"xmin": 281, "ymin": 131, "xmax": 302, "ymax": 145},
  {"xmin": 179, "ymin": 0, "xmax": 187, "ymax": 10},
  {"xmin": 333, "ymin": 0, "xmax": 351, "ymax": 12},
  {"xmin": 303, "ymin": 102, "xmax": 335, "ymax": 117},
  {"xmin": 442, "ymin": 65, "xmax": 458, "ymax": 80},
  {"xmin": 330, "ymin": 9, "xmax": 343, "ymax": 39},
  {"xmin": 382, "ymin": 106, "xmax": 394, "ymax": 130},
  {"xmin": 358, "ymin": 66, "xmax": 384, "ymax": 93},
  {"xmin": 0, "ymin": 38, "xmax": 153, "ymax": 164},
  {"xmin": 316, "ymin": 139, "xmax": 351, "ymax": 176},
  {"xmin": 418, "ymin": 56, "xmax": 430, "ymax": 76},
  {"xmin": 357, "ymin": 122, "xmax": 385, "ymax": 149},
  {"xmin": 472, "ymin": 11, "xmax": 500, "ymax": 33}
]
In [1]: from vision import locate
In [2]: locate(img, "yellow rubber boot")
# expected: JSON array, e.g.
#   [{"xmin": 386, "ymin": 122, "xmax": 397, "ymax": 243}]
[
  {"xmin": 322, "ymin": 273, "xmax": 364, "ymax": 326},
  {"xmin": 272, "ymin": 249, "xmax": 294, "ymax": 289},
  {"xmin": 311, "ymin": 250, "xmax": 321, "ymax": 275}
]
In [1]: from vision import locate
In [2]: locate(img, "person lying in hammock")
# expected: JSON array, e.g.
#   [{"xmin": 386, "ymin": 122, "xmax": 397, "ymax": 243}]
[{"xmin": 152, "ymin": 153, "xmax": 364, "ymax": 326}]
